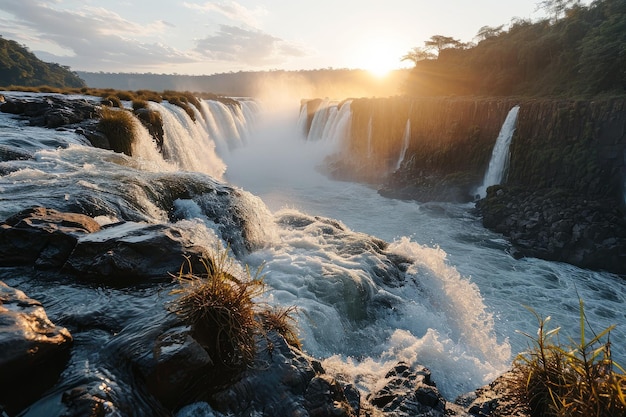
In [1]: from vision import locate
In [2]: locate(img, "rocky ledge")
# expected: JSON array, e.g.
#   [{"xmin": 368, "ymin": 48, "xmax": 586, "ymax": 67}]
[
  {"xmin": 475, "ymin": 186, "xmax": 626, "ymax": 276},
  {"xmin": 0, "ymin": 95, "xmax": 164, "ymax": 155},
  {"xmin": 0, "ymin": 207, "xmax": 531, "ymax": 416}
]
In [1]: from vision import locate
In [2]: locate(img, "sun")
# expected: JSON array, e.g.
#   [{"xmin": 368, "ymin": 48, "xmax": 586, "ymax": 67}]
[{"xmin": 356, "ymin": 39, "xmax": 406, "ymax": 78}]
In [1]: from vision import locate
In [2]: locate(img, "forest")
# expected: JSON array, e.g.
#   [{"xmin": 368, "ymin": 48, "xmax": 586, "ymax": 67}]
[
  {"xmin": 402, "ymin": 0, "xmax": 626, "ymax": 97},
  {"xmin": 0, "ymin": 36, "xmax": 85, "ymax": 89}
]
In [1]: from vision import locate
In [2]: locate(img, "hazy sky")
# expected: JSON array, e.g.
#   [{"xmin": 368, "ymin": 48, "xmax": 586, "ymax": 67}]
[{"xmin": 0, "ymin": 0, "xmax": 567, "ymax": 76}]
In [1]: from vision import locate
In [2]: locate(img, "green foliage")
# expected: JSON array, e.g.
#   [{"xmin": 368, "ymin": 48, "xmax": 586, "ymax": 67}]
[
  {"xmin": 403, "ymin": 0, "xmax": 626, "ymax": 97},
  {"xmin": 97, "ymin": 107, "xmax": 135, "ymax": 156},
  {"xmin": 0, "ymin": 35, "xmax": 84, "ymax": 88},
  {"xmin": 514, "ymin": 301, "xmax": 626, "ymax": 417}
]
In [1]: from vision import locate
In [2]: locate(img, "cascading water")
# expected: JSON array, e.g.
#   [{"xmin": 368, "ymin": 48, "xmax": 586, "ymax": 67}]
[
  {"xmin": 475, "ymin": 105, "xmax": 520, "ymax": 198},
  {"xmin": 1, "ymin": 92, "xmax": 625, "ymax": 416},
  {"xmin": 395, "ymin": 119, "xmax": 411, "ymax": 171},
  {"xmin": 366, "ymin": 116, "xmax": 373, "ymax": 159},
  {"xmin": 306, "ymin": 99, "xmax": 352, "ymax": 144}
]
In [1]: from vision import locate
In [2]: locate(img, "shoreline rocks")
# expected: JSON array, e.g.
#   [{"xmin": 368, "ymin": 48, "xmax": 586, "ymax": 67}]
[
  {"xmin": 0, "ymin": 281, "xmax": 73, "ymax": 415},
  {"xmin": 475, "ymin": 186, "xmax": 626, "ymax": 276}
]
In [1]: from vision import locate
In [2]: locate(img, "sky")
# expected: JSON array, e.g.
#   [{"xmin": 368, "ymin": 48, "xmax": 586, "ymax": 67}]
[{"xmin": 0, "ymin": 0, "xmax": 566, "ymax": 76}]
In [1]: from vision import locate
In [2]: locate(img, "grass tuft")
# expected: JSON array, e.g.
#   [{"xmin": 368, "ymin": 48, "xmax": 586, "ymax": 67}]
[
  {"xmin": 169, "ymin": 251, "xmax": 266, "ymax": 369},
  {"xmin": 258, "ymin": 306, "xmax": 302, "ymax": 350},
  {"xmin": 102, "ymin": 95, "xmax": 123, "ymax": 108},
  {"xmin": 169, "ymin": 250, "xmax": 302, "ymax": 371},
  {"xmin": 514, "ymin": 300, "xmax": 626, "ymax": 417},
  {"xmin": 97, "ymin": 107, "xmax": 136, "ymax": 156}
]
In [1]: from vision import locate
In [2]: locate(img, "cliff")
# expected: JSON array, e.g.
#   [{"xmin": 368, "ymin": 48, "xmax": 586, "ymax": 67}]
[{"xmin": 313, "ymin": 96, "xmax": 626, "ymax": 274}]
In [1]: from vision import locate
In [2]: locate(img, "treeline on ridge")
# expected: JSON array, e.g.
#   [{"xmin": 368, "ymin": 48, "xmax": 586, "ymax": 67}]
[
  {"xmin": 0, "ymin": 35, "xmax": 85, "ymax": 89},
  {"xmin": 403, "ymin": 0, "xmax": 626, "ymax": 97}
]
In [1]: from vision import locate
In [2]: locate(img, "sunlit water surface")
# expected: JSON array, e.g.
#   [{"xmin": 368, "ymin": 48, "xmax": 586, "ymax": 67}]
[{"xmin": 1, "ymin": 94, "xmax": 624, "ymax": 410}]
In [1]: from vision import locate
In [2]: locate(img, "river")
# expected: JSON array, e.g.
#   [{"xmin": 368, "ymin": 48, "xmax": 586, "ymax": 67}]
[{"xmin": 1, "ymin": 92, "xmax": 624, "ymax": 409}]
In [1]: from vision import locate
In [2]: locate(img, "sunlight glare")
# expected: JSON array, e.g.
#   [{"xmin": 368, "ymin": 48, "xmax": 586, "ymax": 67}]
[{"xmin": 356, "ymin": 39, "xmax": 406, "ymax": 78}]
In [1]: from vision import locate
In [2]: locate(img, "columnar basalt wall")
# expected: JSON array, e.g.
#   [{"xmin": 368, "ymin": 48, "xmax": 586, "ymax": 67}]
[
  {"xmin": 313, "ymin": 96, "xmax": 626, "ymax": 205},
  {"xmin": 307, "ymin": 96, "xmax": 626, "ymax": 273},
  {"xmin": 509, "ymin": 98, "xmax": 626, "ymax": 199}
]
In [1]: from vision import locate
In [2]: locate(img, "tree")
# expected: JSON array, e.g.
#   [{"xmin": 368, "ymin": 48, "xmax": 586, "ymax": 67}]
[
  {"xmin": 401, "ymin": 47, "xmax": 436, "ymax": 65},
  {"xmin": 476, "ymin": 25, "xmax": 505, "ymax": 41},
  {"xmin": 424, "ymin": 35, "xmax": 463, "ymax": 54},
  {"xmin": 536, "ymin": 0, "xmax": 581, "ymax": 22}
]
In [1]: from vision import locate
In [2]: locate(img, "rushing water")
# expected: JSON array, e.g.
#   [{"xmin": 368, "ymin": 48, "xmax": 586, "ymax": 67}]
[
  {"xmin": 475, "ymin": 105, "xmax": 520, "ymax": 198},
  {"xmin": 1, "ymin": 92, "xmax": 625, "ymax": 412}
]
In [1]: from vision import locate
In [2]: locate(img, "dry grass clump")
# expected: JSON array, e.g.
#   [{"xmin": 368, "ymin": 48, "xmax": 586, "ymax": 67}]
[
  {"xmin": 131, "ymin": 99, "xmax": 149, "ymax": 111},
  {"xmin": 97, "ymin": 107, "xmax": 135, "ymax": 156},
  {"xmin": 258, "ymin": 306, "xmax": 302, "ymax": 350},
  {"xmin": 101, "ymin": 95, "xmax": 123, "ymax": 108},
  {"xmin": 514, "ymin": 301, "xmax": 626, "ymax": 417},
  {"xmin": 169, "ymin": 251, "xmax": 301, "ymax": 369}
]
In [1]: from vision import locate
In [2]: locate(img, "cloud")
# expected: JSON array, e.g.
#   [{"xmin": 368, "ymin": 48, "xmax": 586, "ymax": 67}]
[
  {"xmin": 195, "ymin": 25, "xmax": 308, "ymax": 67},
  {"xmin": 0, "ymin": 0, "xmax": 195, "ymax": 71},
  {"xmin": 183, "ymin": 1, "xmax": 266, "ymax": 27}
]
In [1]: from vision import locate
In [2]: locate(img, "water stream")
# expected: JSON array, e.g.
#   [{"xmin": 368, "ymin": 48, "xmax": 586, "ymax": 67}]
[{"xmin": 1, "ymin": 93, "xmax": 624, "ymax": 412}]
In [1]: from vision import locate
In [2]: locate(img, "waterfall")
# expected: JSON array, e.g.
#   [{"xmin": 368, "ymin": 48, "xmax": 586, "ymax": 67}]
[
  {"xmin": 476, "ymin": 105, "xmax": 520, "ymax": 198},
  {"xmin": 146, "ymin": 100, "xmax": 258, "ymax": 179},
  {"xmin": 395, "ymin": 119, "xmax": 411, "ymax": 171},
  {"xmin": 306, "ymin": 100, "xmax": 352, "ymax": 145},
  {"xmin": 366, "ymin": 116, "xmax": 373, "ymax": 159}
]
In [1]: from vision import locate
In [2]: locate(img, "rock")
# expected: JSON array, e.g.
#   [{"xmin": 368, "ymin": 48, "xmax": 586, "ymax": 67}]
[
  {"xmin": 0, "ymin": 96, "xmax": 97, "ymax": 127},
  {"xmin": 0, "ymin": 207, "xmax": 101, "ymax": 269},
  {"xmin": 64, "ymin": 221, "xmax": 209, "ymax": 282},
  {"xmin": 144, "ymin": 326, "xmax": 213, "ymax": 406},
  {"xmin": 475, "ymin": 186, "xmax": 626, "ymax": 275},
  {"xmin": 460, "ymin": 371, "xmax": 531, "ymax": 417},
  {"xmin": 0, "ymin": 281, "xmax": 73, "ymax": 414},
  {"xmin": 368, "ymin": 362, "xmax": 447, "ymax": 416},
  {"xmin": 305, "ymin": 375, "xmax": 357, "ymax": 417},
  {"xmin": 210, "ymin": 331, "xmax": 358, "ymax": 417}
]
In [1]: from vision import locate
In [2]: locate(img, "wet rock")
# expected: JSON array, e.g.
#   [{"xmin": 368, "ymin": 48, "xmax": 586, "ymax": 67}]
[
  {"xmin": 0, "ymin": 281, "xmax": 73, "ymax": 414},
  {"xmin": 0, "ymin": 144, "xmax": 33, "ymax": 162},
  {"xmin": 368, "ymin": 362, "xmax": 448, "ymax": 416},
  {"xmin": 459, "ymin": 371, "xmax": 531, "ymax": 417},
  {"xmin": 144, "ymin": 327, "xmax": 213, "ymax": 406},
  {"xmin": 0, "ymin": 207, "xmax": 101, "ymax": 269},
  {"xmin": 476, "ymin": 186, "xmax": 626, "ymax": 275},
  {"xmin": 65, "ymin": 221, "xmax": 209, "ymax": 282},
  {"xmin": 0, "ymin": 96, "xmax": 97, "ymax": 128},
  {"xmin": 210, "ymin": 331, "xmax": 358, "ymax": 417}
]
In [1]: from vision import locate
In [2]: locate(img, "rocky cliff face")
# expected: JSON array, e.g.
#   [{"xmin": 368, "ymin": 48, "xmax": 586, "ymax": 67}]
[
  {"xmin": 509, "ymin": 98, "xmax": 625, "ymax": 199},
  {"xmin": 325, "ymin": 97, "xmax": 518, "ymax": 200},
  {"xmin": 312, "ymin": 96, "xmax": 626, "ymax": 274}
]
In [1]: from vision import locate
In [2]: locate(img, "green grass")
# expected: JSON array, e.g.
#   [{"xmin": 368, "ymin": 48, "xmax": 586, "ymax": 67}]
[
  {"xmin": 169, "ymin": 250, "xmax": 300, "ymax": 370},
  {"xmin": 514, "ymin": 300, "xmax": 626, "ymax": 417}
]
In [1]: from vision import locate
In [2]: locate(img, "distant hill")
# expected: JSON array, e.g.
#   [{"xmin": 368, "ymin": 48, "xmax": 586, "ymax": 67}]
[
  {"xmin": 0, "ymin": 35, "xmax": 85, "ymax": 88},
  {"xmin": 77, "ymin": 69, "xmax": 409, "ymax": 99},
  {"xmin": 404, "ymin": 0, "xmax": 626, "ymax": 98}
]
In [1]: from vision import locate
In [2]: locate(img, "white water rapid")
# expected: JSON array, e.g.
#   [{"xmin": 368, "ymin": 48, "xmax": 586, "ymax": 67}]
[
  {"xmin": 1, "ymin": 93, "xmax": 624, "ymax": 414},
  {"xmin": 475, "ymin": 105, "xmax": 520, "ymax": 198}
]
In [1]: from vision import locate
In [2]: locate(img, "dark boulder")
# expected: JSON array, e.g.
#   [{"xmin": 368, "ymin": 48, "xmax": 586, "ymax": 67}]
[
  {"xmin": 209, "ymin": 330, "xmax": 358, "ymax": 417},
  {"xmin": 458, "ymin": 371, "xmax": 531, "ymax": 417},
  {"xmin": 476, "ymin": 186, "xmax": 626, "ymax": 275},
  {"xmin": 0, "ymin": 281, "xmax": 73, "ymax": 414},
  {"xmin": 65, "ymin": 221, "xmax": 209, "ymax": 282},
  {"xmin": 0, "ymin": 207, "xmax": 101, "ymax": 269},
  {"xmin": 0, "ymin": 96, "xmax": 97, "ymax": 128},
  {"xmin": 368, "ymin": 362, "xmax": 452, "ymax": 416}
]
